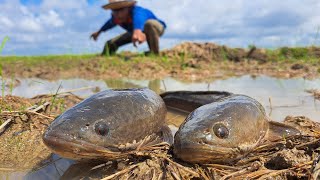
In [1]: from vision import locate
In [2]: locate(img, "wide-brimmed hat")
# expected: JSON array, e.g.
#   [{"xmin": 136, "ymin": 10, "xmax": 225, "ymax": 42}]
[{"xmin": 102, "ymin": 0, "xmax": 136, "ymax": 10}]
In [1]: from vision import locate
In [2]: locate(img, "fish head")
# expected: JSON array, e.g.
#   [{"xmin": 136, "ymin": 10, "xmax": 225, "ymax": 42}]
[
  {"xmin": 173, "ymin": 95, "xmax": 269, "ymax": 164},
  {"xmin": 43, "ymin": 88, "xmax": 167, "ymax": 160}
]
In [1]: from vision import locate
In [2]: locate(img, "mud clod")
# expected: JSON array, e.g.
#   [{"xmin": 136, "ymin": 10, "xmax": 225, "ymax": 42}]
[
  {"xmin": 291, "ymin": 63, "xmax": 305, "ymax": 70},
  {"xmin": 265, "ymin": 148, "xmax": 311, "ymax": 170}
]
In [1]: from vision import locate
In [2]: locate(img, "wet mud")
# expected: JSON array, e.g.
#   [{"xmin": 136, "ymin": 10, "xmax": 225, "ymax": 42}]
[{"xmin": 0, "ymin": 94, "xmax": 82, "ymax": 171}]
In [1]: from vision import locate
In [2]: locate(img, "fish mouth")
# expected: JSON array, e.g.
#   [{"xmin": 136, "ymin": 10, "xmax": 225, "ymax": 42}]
[
  {"xmin": 42, "ymin": 132, "xmax": 163, "ymax": 161},
  {"xmin": 42, "ymin": 134, "xmax": 124, "ymax": 161},
  {"xmin": 173, "ymin": 143, "xmax": 243, "ymax": 164}
]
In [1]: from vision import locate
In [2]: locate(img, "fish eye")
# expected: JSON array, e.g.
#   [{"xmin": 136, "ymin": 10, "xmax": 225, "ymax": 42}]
[
  {"xmin": 94, "ymin": 122, "xmax": 109, "ymax": 136},
  {"xmin": 213, "ymin": 123, "xmax": 229, "ymax": 139}
]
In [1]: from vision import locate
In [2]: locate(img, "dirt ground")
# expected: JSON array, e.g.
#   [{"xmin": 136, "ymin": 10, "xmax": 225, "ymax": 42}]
[
  {"xmin": 0, "ymin": 94, "xmax": 82, "ymax": 170},
  {"xmin": 2, "ymin": 42, "xmax": 320, "ymax": 81}
]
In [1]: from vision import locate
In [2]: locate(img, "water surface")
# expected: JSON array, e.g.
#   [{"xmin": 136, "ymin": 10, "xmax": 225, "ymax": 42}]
[{"xmin": 4, "ymin": 75, "xmax": 320, "ymax": 121}]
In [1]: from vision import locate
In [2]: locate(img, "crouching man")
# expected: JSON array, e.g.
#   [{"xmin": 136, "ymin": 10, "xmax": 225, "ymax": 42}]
[{"xmin": 90, "ymin": 0, "xmax": 166, "ymax": 55}]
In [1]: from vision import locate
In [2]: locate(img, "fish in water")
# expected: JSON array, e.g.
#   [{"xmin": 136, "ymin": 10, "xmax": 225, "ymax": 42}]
[
  {"xmin": 173, "ymin": 94, "xmax": 300, "ymax": 164},
  {"xmin": 160, "ymin": 91, "xmax": 233, "ymax": 113},
  {"xmin": 43, "ymin": 88, "xmax": 172, "ymax": 161}
]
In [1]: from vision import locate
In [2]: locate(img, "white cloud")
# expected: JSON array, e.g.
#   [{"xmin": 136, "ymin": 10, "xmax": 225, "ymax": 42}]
[
  {"xmin": 20, "ymin": 18, "xmax": 43, "ymax": 32},
  {"xmin": 41, "ymin": 0, "xmax": 87, "ymax": 10},
  {"xmin": 39, "ymin": 10, "xmax": 64, "ymax": 27},
  {"xmin": 17, "ymin": 34, "xmax": 37, "ymax": 43},
  {"xmin": 0, "ymin": 16, "xmax": 14, "ymax": 29},
  {"xmin": 20, "ymin": 5, "xmax": 32, "ymax": 16}
]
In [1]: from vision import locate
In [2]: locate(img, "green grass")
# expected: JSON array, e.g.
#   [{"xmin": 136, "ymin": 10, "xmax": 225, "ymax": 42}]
[
  {"xmin": 0, "ymin": 54, "xmax": 95, "ymax": 64},
  {"xmin": 279, "ymin": 47, "xmax": 309, "ymax": 59},
  {"xmin": 9, "ymin": 73, "xmax": 14, "ymax": 95},
  {"xmin": 50, "ymin": 82, "xmax": 62, "ymax": 111},
  {"xmin": 0, "ymin": 37, "xmax": 6, "ymax": 96},
  {"xmin": 0, "ymin": 52, "xmax": 185, "ymax": 85},
  {"xmin": 1, "ymin": 79, "xmax": 5, "ymax": 97},
  {"xmin": 0, "ymin": 46, "xmax": 319, "ymax": 80},
  {"xmin": 0, "ymin": 54, "xmax": 102, "ymax": 78},
  {"xmin": 265, "ymin": 46, "xmax": 320, "ymax": 63},
  {"xmin": 0, "ymin": 36, "xmax": 9, "ymax": 55}
]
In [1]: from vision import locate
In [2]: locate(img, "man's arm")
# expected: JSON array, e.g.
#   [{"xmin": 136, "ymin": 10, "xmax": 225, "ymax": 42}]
[
  {"xmin": 90, "ymin": 18, "xmax": 116, "ymax": 41},
  {"xmin": 100, "ymin": 18, "xmax": 116, "ymax": 32}
]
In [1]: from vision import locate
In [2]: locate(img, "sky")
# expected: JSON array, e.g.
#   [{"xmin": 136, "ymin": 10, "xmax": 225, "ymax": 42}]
[{"xmin": 0, "ymin": 0, "xmax": 320, "ymax": 55}]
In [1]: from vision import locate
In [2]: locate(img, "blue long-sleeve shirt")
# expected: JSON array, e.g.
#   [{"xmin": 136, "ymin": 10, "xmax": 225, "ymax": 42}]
[{"xmin": 99, "ymin": 6, "xmax": 166, "ymax": 33}]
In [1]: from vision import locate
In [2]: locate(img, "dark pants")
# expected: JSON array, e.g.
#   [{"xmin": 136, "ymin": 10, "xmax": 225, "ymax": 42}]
[{"xmin": 101, "ymin": 19, "xmax": 165, "ymax": 55}]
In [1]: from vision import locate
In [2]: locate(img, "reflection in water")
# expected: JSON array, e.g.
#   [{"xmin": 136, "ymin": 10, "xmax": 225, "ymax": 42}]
[
  {"xmin": 25, "ymin": 155, "xmax": 75, "ymax": 180},
  {"xmin": 6, "ymin": 75, "xmax": 320, "ymax": 121},
  {"xmin": 25, "ymin": 154, "xmax": 118, "ymax": 180},
  {"xmin": 0, "ymin": 75, "xmax": 319, "ymax": 123},
  {"xmin": 104, "ymin": 79, "xmax": 142, "ymax": 89},
  {"xmin": 166, "ymin": 109, "xmax": 188, "ymax": 127},
  {"xmin": 148, "ymin": 79, "xmax": 162, "ymax": 94},
  {"xmin": 6, "ymin": 78, "xmax": 109, "ymax": 98}
]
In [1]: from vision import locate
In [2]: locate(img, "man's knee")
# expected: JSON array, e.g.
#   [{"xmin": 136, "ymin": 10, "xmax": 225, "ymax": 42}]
[
  {"xmin": 144, "ymin": 21, "xmax": 154, "ymax": 32},
  {"xmin": 144, "ymin": 20, "xmax": 164, "ymax": 36}
]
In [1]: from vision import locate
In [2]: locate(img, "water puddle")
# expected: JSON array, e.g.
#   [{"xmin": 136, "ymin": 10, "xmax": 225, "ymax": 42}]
[
  {"xmin": 3, "ymin": 75, "xmax": 320, "ymax": 121},
  {"xmin": 1, "ymin": 75, "xmax": 320, "ymax": 179}
]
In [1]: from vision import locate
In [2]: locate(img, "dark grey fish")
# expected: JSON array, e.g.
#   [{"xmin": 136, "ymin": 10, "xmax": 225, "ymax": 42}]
[
  {"xmin": 173, "ymin": 94, "xmax": 300, "ymax": 164},
  {"xmin": 43, "ymin": 88, "xmax": 172, "ymax": 161},
  {"xmin": 160, "ymin": 91, "xmax": 233, "ymax": 113}
]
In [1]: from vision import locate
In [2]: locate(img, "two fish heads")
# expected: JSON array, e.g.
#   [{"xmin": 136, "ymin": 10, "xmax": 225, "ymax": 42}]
[
  {"xmin": 174, "ymin": 95, "xmax": 269, "ymax": 164},
  {"xmin": 43, "ymin": 89, "xmax": 167, "ymax": 160}
]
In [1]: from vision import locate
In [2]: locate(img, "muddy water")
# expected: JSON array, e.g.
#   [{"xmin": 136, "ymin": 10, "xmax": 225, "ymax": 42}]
[
  {"xmin": 1, "ymin": 75, "xmax": 320, "ymax": 179},
  {"xmin": 5, "ymin": 75, "xmax": 320, "ymax": 122}
]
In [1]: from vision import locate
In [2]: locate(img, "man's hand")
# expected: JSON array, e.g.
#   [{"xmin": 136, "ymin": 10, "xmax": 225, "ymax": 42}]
[
  {"xmin": 90, "ymin": 31, "xmax": 101, "ymax": 41},
  {"xmin": 132, "ymin": 29, "xmax": 146, "ymax": 47}
]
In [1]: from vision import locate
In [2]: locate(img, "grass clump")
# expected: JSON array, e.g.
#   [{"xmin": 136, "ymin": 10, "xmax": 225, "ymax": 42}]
[
  {"xmin": 279, "ymin": 47, "xmax": 310, "ymax": 59},
  {"xmin": 0, "ymin": 36, "xmax": 9, "ymax": 55}
]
